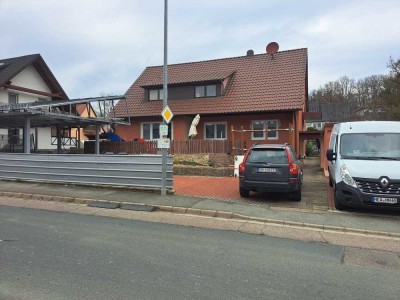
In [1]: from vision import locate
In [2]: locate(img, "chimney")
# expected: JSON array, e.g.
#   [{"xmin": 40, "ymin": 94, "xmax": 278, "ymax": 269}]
[{"xmin": 246, "ymin": 49, "xmax": 254, "ymax": 57}]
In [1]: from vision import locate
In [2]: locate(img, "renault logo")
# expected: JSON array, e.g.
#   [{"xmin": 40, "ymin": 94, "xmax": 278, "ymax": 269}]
[{"xmin": 380, "ymin": 177, "xmax": 390, "ymax": 189}]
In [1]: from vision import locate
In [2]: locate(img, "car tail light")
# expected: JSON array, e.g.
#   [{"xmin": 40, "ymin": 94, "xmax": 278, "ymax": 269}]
[
  {"xmin": 239, "ymin": 162, "xmax": 245, "ymax": 174},
  {"xmin": 285, "ymin": 148, "xmax": 298, "ymax": 175},
  {"xmin": 289, "ymin": 164, "xmax": 298, "ymax": 175},
  {"xmin": 239, "ymin": 149, "xmax": 251, "ymax": 174}
]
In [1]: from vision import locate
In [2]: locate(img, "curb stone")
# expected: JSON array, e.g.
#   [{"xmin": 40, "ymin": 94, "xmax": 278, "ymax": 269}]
[{"xmin": 5, "ymin": 191, "xmax": 400, "ymax": 240}]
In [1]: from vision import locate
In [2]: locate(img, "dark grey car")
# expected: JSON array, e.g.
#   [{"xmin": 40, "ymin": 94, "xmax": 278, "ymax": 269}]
[{"xmin": 239, "ymin": 144, "xmax": 303, "ymax": 201}]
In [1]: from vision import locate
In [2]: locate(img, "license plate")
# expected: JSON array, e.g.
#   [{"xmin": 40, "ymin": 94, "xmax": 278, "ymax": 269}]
[
  {"xmin": 257, "ymin": 168, "xmax": 276, "ymax": 173},
  {"xmin": 372, "ymin": 197, "xmax": 398, "ymax": 204}
]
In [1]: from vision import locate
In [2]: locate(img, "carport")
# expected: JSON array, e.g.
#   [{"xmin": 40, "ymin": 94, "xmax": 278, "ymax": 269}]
[
  {"xmin": 0, "ymin": 96, "xmax": 173, "ymax": 190},
  {"xmin": 0, "ymin": 95, "xmax": 129, "ymax": 154}
]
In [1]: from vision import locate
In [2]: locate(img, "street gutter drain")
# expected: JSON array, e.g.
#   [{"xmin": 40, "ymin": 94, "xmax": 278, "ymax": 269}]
[
  {"xmin": 88, "ymin": 201, "xmax": 120, "ymax": 209},
  {"xmin": 120, "ymin": 203, "xmax": 157, "ymax": 212}
]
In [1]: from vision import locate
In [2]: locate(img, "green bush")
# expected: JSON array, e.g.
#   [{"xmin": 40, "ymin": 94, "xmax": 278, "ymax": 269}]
[{"xmin": 306, "ymin": 142, "xmax": 313, "ymax": 156}]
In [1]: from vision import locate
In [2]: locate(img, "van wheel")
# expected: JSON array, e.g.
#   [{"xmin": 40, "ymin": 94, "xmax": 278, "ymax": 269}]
[
  {"xmin": 239, "ymin": 187, "xmax": 250, "ymax": 197},
  {"xmin": 291, "ymin": 188, "xmax": 302, "ymax": 202},
  {"xmin": 334, "ymin": 190, "xmax": 346, "ymax": 210}
]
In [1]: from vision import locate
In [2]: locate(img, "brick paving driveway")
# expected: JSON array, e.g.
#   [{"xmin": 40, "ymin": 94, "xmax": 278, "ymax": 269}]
[{"xmin": 174, "ymin": 157, "xmax": 330, "ymax": 210}]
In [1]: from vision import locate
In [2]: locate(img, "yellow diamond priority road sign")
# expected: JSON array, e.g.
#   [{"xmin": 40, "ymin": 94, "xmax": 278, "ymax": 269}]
[{"xmin": 161, "ymin": 105, "xmax": 173, "ymax": 124}]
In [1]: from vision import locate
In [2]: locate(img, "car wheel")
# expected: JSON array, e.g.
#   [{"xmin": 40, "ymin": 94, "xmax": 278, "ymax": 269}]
[
  {"xmin": 291, "ymin": 188, "xmax": 301, "ymax": 202},
  {"xmin": 334, "ymin": 189, "xmax": 346, "ymax": 210},
  {"xmin": 239, "ymin": 187, "xmax": 250, "ymax": 197}
]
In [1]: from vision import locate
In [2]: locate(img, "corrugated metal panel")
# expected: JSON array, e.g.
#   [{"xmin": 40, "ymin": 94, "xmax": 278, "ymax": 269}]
[{"xmin": 0, "ymin": 154, "xmax": 173, "ymax": 189}]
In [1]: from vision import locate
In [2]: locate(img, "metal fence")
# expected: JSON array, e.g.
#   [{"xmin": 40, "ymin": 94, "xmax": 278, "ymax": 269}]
[
  {"xmin": 0, "ymin": 153, "xmax": 173, "ymax": 190},
  {"xmin": 0, "ymin": 134, "xmax": 29, "ymax": 153}
]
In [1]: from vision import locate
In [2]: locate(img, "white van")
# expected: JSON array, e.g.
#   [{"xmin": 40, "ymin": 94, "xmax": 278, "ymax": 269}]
[{"xmin": 327, "ymin": 121, "xmax": 400, "ymax": 210}]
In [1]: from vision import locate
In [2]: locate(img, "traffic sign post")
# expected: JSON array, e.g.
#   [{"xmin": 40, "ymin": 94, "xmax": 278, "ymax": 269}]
[
  {"xmin": 161, "ymin": 0, "xmax": 168, "ymax": 196},
  {"xmin": 157, "ymin": 138, "xmax": 170, "ymax": 149},
  {"xmin": 161, "ymin": 106, "xmax": 173, "ymax": 124},
  {"xmin": 159, "ymin": 124, "xmax": 168, "ymax": 138}
]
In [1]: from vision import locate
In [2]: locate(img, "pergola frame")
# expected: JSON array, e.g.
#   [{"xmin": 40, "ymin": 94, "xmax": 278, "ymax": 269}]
[{"xmin": 0, "ymin": 95, "xmax": 130, "ymax": 154}]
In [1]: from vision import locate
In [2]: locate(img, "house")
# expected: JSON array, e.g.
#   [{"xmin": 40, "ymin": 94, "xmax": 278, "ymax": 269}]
[
  {"xmin": 0, "ymin": 54, "xmax": 71, "ymax": 150},
  {"xmin": 114, "ymin": 47, "xmax": 308, "ymax": 154},
  {"xmin": 303, "ymin": 111, "xmax": 324, "ymax": 130}
]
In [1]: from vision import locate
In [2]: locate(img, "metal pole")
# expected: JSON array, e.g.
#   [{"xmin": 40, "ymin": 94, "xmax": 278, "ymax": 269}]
[
  {"xmin": 56, "ymin": 125, "xmax": 62, "ymax": 154},
  {"xmin": 23, "ymin": 116, "xmax": 31, "ymax": 154},
  {"xmin": 95, "ymin": 124, "xmax": 100, "ymax": 155},
  {"xmin": 161, "ymin": 0, "xmax": 168, "ymax": 196}
]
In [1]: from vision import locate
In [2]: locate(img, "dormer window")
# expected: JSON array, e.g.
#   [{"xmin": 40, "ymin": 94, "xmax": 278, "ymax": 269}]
[
  {"xmin": 195, "ymin": 84, "xmax": 217, "ymax": 98},
  {"xmin": 149, "ymin": 89, "xmax": 163, "ymax": 101}
]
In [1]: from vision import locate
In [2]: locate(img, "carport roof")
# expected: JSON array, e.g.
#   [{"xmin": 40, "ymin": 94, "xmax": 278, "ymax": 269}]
[{"xmin": 0, "ymin": 95, "xmax": 130, "ymax": 128}]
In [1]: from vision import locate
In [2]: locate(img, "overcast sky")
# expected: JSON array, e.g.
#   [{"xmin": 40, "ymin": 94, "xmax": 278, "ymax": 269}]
[{"xmin": 1, "ymin": 0, "xmax": 399, "ymax": 99}]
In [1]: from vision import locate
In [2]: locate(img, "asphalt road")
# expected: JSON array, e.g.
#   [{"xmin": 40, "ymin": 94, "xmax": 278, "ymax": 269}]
[{"xmin": 1, "ymin": 205, "xmax": 399, "ymax": 300}]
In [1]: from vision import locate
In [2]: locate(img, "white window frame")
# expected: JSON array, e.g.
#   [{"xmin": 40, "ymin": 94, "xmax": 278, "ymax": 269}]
[
  {"xmin": 141, "ymin": 122, "xmax": 173, "ymax": 140},
  {"xmin": 251, "ymin": 120, "xmax": 279, "ymax": 140},
  {"xmin": 204, "ymin": 122, "xmax": 227, "ymax": 140},
  {"xmin": 149, "ymin": 89, "xmax": 163, "ymax": 101},
  {"xmin": 8, "ymin": 93, "xmax": 18, "ymax": 104},
  {"xmin": 195, "ymin": 84, "xmax": 217, "ymax": 98}
]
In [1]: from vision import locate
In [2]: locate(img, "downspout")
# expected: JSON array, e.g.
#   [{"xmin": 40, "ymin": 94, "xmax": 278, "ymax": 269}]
[{"xmin": 293, "ymin": 110, "xmax": 298, "ymax": 154}]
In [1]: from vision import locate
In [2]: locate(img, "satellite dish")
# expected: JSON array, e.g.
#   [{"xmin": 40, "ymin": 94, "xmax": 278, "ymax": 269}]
[{"xmin": 266, "ymin": 42, "xmax": 279, "ymax": 55}]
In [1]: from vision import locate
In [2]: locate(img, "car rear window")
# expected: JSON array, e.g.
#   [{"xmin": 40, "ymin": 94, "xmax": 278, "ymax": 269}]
[{"xmin": 247, "ymin": 148, "xmax": 288, "ymax": 164}]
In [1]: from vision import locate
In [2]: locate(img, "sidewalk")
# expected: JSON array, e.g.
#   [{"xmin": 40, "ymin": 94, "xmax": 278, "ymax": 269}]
[{"xmin": 0, "ymin": 179, "xmax": 399, "ymax": 236}]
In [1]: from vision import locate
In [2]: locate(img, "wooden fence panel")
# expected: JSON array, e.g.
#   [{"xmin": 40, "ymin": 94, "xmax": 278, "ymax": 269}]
[
  {"xmin": 170, "ymin": 140, "xmax": 231, "ymax": 154},
  {"xmin": 84, "ymin": 141, "xmax": 158, "ymax": 154},
  {"xmin": 84, "ymin": 140, "xmax": 232, "ymax": 155}
]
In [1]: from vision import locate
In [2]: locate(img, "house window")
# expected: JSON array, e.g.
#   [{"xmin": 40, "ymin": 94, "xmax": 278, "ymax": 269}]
[
  {"xmin": 8, "ymin": 93, "xmax": 18, "ymax": 104},
  {"xmin": 141, "ymin": 122, "xmax": 172, "ymax": 140},
  {"xmin": 251, "ymin": 120, "xmax": 278, "ymax": 140},
  {"xmin": 195, "ymin": 84, "xmax": 217, "ymax": 98},
  {"xmin": 204, "ymin": 122, "xmax": 226, "ymax": 140},
  {"xmin": 8, "ymin": 93, "xmax": 19, "ymax": 142},
  {"xmin": 149, "ymin": 89, "xmax": 164, "ymax": 101}
]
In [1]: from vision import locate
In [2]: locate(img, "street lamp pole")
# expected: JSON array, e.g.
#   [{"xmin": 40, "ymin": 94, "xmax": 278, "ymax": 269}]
[{"xmin": 161, "ymin": 0, "xmax": 168, "ymax": 196}]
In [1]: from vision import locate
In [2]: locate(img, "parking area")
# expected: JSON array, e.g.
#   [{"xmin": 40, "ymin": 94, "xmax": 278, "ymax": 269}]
[{"xmin": 174, "ymin": 157, "xmax": 330, "ymax": 210}]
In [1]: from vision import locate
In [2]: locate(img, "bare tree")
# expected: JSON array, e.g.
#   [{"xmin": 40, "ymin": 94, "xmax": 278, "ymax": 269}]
[
  {"xmin": 95, "ymin": 92, "xmax": 118, "ymax": 118},
  {"xmin": 381, "ymin": 57, "xmax": 400, "ymax": 120},
  {"xmin": 309, "ymin": 57, "xmax": 400, "ymax": 121}
]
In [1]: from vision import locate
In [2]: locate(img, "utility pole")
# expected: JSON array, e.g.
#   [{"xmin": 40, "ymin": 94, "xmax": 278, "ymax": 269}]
[{"xmin": 161, "ymin": 0, "xmax": 168, "ymax": 196}]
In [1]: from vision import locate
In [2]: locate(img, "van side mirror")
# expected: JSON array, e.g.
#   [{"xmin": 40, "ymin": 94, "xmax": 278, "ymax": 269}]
[{"xmin": 326, "ymin": 149, "xmax": 336, "ymax": 161}]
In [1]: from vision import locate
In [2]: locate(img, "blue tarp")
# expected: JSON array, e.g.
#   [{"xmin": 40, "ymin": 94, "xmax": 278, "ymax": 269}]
[{"xmin": 101, "ymin": 132, "xmax": 124, "ymax": 142}]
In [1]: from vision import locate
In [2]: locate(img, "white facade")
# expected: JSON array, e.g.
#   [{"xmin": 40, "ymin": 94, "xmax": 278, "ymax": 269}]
[{"xmin": 0, "ymin": 65, "xmax": 69, "ymax": 150}]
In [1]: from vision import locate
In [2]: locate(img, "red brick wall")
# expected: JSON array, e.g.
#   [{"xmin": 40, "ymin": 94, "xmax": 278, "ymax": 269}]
[
  {"xmin": 191, "ymin": 112, "xmax": 294, "ymax": 150},
  {"xmin": 115, "ymin": 116, "xmax": 192, "ymax": 141},
  {"xmin": 114, "ymin": 112, "xmax": 296, "ymax": 151},
  {"xmin": 322, "ymin": 122, "xmax": 334, "ymax": 174}
]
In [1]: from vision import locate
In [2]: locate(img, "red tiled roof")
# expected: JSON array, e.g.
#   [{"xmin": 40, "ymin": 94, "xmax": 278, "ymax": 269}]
[
  {"xmin": 140, "ymin": 70, "xmax": 235, "ymax": 87},
  {"xmin": 115, "ymin": 48, "xmax": 307, "ymax": 117}
]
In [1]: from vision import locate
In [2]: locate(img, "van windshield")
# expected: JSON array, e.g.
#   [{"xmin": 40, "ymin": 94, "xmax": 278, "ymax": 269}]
[{"xmin": 340, "ymin": 133, "xmax": 400, "ymax": 160}]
